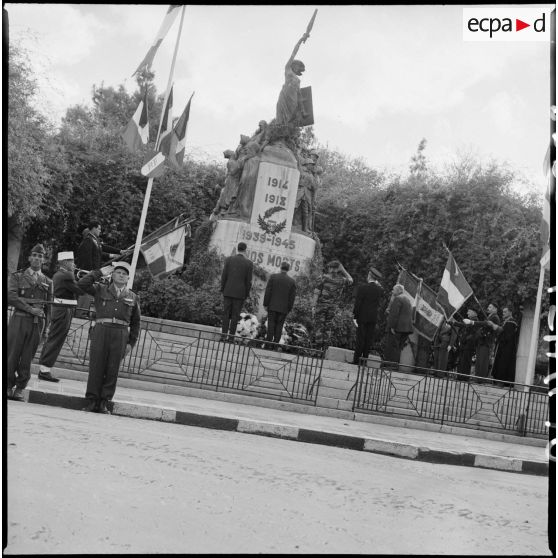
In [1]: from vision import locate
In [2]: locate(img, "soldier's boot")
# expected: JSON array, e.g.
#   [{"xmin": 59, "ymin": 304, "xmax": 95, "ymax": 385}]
[
  {"xmin": 81, "ymin": 399, "xmax": 98, "ymax": 412},
  {"xmin": 98, "ymin": 400, "xmax": 111, "ymax": 415},
  {"xmin": 11, "ymin": 388, "xmax": 25, "ymax": 402},
  {"xmin": 38, "ymin": 366, "xmax": 59, "ymax": 383}
]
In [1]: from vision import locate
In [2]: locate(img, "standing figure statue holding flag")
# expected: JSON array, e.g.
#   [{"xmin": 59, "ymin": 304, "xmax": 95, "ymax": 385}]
[{"xmin": 276, "ymin": 9, "xmax": 317, "ymax": 127}]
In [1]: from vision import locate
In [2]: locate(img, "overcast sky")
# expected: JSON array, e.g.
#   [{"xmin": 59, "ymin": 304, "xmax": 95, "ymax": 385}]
[{"xmin": 6, "ymin": 3, "xmax": 553, "ymax": 189}]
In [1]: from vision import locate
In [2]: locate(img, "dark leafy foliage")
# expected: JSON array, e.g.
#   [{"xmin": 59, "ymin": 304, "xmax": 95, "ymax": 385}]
[{"xmin": 11, "ymin": 61, "xmax": 547, "ymax": 356}]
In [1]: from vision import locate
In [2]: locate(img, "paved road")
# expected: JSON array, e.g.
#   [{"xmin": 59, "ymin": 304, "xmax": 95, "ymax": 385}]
[{"xmin": 5, "ymin": 403, "xmax": 551, "ymax": 555}]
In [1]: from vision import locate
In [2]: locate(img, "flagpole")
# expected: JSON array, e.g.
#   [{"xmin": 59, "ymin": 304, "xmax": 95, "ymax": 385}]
[
  {"xmin": 472, "ymin": 294, "xmax": 487, "ymax": 319},
  {"xmin": 128, "ymin": 5, "xmax": 187, "ymax": 288},
  {"xmin": 525, "ymin": 260, "xmax": 546, "ymax": 387}
]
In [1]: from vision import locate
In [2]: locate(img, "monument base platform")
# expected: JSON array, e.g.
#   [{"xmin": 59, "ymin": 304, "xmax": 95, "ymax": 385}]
[{"xmin": 209, "ymin": 218, "xmax": 316, "ymax": 277}]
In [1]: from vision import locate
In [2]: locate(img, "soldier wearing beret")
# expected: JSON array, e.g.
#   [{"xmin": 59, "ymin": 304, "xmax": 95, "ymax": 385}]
[
  {"xmin": 37, "ymin": 251, "xmax": 85, "ymax": 382},
  {"xmin": 7, "ymin": 244, "xmax": 53, "ymax": 401},
  {"xmin": 77, "ymin": 262, "xmax": 141, "ymax": 414}
]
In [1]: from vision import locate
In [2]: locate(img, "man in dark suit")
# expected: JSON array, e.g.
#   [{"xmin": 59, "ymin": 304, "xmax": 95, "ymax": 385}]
[
  {"xmin": 37, "ymin": 250, "xmax": 85, "ymax": 382},
  {"xmin": 352, "ymin": 266, "xmax": 384, "ymax": 365},
  {"xmin": 76, "ymin": 221, "xmax": 123, "ymax": 318},
  {"xmin": 263, "ymin": 261, "xmax": 297, "ymax": 345},
  {"xmin": 383, "ymin": 283, "xmax": 414, "ymax": 367},
  {"xmin": 220, "ymin": 242, "xmax": 254, "ymax": 339},
  {"xmin": 76, "ymin": 221, "xmax": 123, "ymax": 271}
]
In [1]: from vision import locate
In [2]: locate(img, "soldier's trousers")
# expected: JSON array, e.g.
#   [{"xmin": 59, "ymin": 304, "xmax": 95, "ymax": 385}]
[
  {"xmin": 353, "ymin": 321, "xmax": 377, "ymax": 364},
  {"xmin": 85, "ymin": 323, "xmax": 128, "ymax": 404},
  {"xmin": 39, "ymin": 307, "xmax": 74, "ymax": 368},
  {"xmin": 313, "ymin": 304, "xmax": 336, "ymax": 350},
  {"xmin": 475, "ymin": 344, "xmax": 490, "ymax": 377},
  {"xmin": 7, "ymin": 314, "xmax": 44, "ymax": 389}
]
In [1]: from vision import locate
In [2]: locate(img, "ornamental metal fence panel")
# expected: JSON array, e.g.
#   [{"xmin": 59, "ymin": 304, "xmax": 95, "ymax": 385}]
[
  {"xmin": 51, "ymin": 315, "xmax": 324, "ymax": 404},
  {"xmin": 352, "ymin": 358, "xmax": 548, "ymax": 437}
]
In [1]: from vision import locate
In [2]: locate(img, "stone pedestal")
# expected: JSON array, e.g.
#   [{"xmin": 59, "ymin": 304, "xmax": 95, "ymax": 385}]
[
  {"xmin": 209, "ymin": 142, "xmax": 316, "ymax": 318},
  {"xmin": 209, "ymin": 219, "xmax": 316, "ymax": 277}
]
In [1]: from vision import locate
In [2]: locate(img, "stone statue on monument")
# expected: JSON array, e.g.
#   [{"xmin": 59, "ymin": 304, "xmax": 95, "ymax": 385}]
[
  {"xmin": 276, "ymin": 31, "xmax": 310, "ymax": 127},
  {"xmin": 208, "ymin": 10, "xmax": 320, "ymax": 308},
  {"xmin": 210, "ymin": 10, "xmax": 318, "ymax": 224},
  {"xmin": 292, "ymin": 148, "xmax": 322, "ymax": 233}
]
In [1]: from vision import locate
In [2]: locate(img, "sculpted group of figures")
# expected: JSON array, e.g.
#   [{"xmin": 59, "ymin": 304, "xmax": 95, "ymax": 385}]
[{"xmin": 210, "ymin": 30, "xmax": 321, "ymax": 234}]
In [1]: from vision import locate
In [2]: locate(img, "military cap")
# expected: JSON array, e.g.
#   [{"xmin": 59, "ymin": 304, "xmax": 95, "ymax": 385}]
[
  {"xmin": 57, "ymin": 251, "xmax": 74, "ymax": 261},
  {"xmin": 30, "ymin": 244, "xmax": 46, "ymax": 255},
  {"xmin": 368, "ymin": 267, "xmax": 382, "ymax": 280},
  {"xmin": 112, "ymin": 261, "xmax": 131, "ymax": 275}
]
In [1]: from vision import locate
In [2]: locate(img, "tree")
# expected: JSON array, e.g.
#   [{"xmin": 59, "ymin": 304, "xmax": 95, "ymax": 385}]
[
  {"xmin": 7, "ymin": 42, "xmax": 69, "ymax": 271},
  {"xmin": 315, "ymin": 155, "xmax": 543, "ymax": 314},
  {"xmin": 23, "ymin": 79, "xmax": 223, "ymax": 270},
  {"xmin": 409, "ymin": 137, "xmax": 428, "ymax": 179}
]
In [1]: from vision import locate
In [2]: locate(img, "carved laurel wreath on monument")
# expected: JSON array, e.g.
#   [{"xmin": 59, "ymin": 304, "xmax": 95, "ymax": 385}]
[{"xmin": 257, "ymin": 206, "xmax": 287, "ymax": 235}]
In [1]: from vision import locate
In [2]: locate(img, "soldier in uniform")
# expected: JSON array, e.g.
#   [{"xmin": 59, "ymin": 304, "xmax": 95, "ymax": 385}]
[
  {"xmin": 37, "ymin": 251, "xmax": 85, "ymax": 382},
  {"xmin": 7, "ymin": 243, "xmax": 53, "ymax": 401},
  {"xmin": 312, "ymin": 260, "xmax": 353, "ymax": 350},
  {"xmin": 77, "ymin": 262, "xmax": 141, "ymax": 414}
]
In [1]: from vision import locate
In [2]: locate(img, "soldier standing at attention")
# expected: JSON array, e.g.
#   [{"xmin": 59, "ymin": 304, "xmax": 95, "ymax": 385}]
[
  {"xmin": 37, "ymin": 250, "xmax": 85, "ymax": 382},
  {"xmin": 7, "ymin": 244, "xmax": 53, "ymax": 401},
  {"xmin": 77, "ymin": 262, "xmax": 140, "ymax": 414}
]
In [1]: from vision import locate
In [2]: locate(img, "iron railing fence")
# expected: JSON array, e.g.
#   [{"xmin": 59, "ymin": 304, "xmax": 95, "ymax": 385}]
[
  {"xmin": 33, "ymin": 312, "xmax": 324, "ymax": 404},
  {"xmin": 353, "ymin": 357, "xmax": 548, "ymax": 437}
]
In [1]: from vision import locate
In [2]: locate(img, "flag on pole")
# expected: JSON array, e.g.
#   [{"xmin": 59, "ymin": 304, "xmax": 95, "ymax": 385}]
[
  {"xmin": 396, "ymin": 268, "xmax": 419, "ymax": 306},
  {"xmin": 120, "ymin": 92, "xmax": 149, "ymax": 152},
  {"xmin": 132, "ymin": 5, "xmax": 182, "ymax": 76},
  {"xmin": 414, "ymin": 280, "xmax": 444, "ymax": 341},
  {"xmin": 396, "ymin": 268, "xmax": 444, "ymax": 340},
  {"xmin": 140, "ymin": 216, "xmax": 191, "ymax": 277},
  {"xmin": 159, "ymin": 92, "xmax": 193, "ymax": 169},
  {"xmin": 436, "ymin": 253, "xmax": 473, "ymax": 320},
  {"xmin": 157, "ymin": 85, "xmax": 174, "ymax": 147}
]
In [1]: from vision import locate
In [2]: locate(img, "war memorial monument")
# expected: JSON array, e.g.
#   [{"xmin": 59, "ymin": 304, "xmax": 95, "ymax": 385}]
[{"xmin": 207, "ymin": 12, "xmax": 320, "ymax": 316}]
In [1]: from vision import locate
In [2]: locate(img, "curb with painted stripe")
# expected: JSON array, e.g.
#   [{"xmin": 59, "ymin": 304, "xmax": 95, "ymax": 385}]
[{"xmin": 17, "ymin": 388, "xmax": 549, "ymax": 477}]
